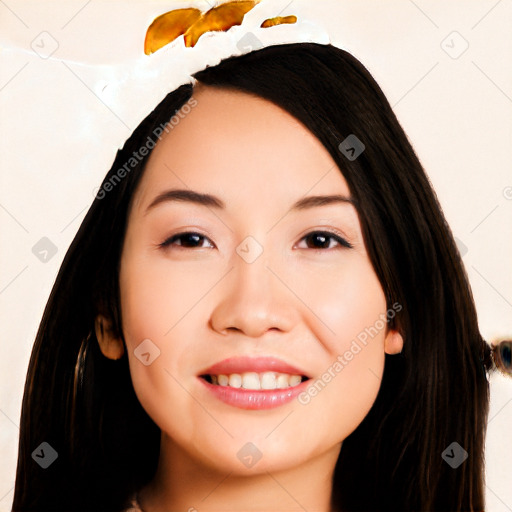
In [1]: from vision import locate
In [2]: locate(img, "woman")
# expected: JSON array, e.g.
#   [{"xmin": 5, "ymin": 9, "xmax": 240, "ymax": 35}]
[{"xmin": 12, "ymin": 42, "xmax": 496, "ymax": 512}]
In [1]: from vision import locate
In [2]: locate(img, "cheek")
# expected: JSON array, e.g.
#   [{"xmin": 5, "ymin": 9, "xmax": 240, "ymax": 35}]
[
  {"xmin": 291, "ymin": 256, "xmax": 388, "ymax": 435},
  {"xmin": 287, "ymin": 253, "xmax": 387, "ymax": 355},
  {"xmin": 119, "ymin": 248, "xmax": 219, "ymax": 344}
]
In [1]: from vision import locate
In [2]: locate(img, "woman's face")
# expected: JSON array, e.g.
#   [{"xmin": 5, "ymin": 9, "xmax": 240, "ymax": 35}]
[{"xmin": 118, "ymin": 85, "xmax": 401, "ymax": 475}]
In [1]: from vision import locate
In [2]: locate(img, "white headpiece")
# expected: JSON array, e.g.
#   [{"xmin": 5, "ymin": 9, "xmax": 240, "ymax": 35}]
[{"xmin": 112, "ymin": 0, "xmax": 331, "ymax": 133}]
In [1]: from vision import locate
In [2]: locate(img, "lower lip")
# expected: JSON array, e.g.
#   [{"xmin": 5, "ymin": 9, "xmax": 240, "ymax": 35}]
[{"xmin": 198, "ymin": 377, "xmax": 310, "ymax": 410}]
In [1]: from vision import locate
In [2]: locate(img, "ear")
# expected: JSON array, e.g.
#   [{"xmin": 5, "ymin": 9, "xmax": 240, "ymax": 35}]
[
  {"xmin": 95, "ymin": 314, "xmax": 125, "ymax": 360},
  {"xmin": 384, "ymin": 329, "xmax": 403, "ymax": 355}
]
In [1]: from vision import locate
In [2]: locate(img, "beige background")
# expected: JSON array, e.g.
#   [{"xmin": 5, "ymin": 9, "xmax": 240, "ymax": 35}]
[{"xmin": 1, "ymin": 0, "xmax": 511, "ymax": 510}]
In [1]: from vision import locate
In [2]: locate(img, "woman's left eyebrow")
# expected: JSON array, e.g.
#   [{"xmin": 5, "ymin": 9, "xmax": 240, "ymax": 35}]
[
  {"xmin": 291, "ymin": 194, "xmax": 354, "ymax": 211},
  {"xmin": 144, "ymin": 188, "xmax": 354, "ymax": 215}
]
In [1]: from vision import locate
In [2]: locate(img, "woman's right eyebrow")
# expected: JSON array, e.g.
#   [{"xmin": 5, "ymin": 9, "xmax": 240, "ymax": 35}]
[
  {"xmin": 144, "ymin": 188, "xmax": 354, "ymax": 215},
  {"xmin": 144, "ymin": 189, "xmax": 224, "ymax": 215}
]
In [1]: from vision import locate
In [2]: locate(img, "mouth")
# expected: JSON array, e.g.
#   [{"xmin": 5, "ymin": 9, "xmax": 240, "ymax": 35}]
[
  {"xmin": 197, "ymin": 356, "xmax": 312, "ymax": 410},
  {"xmin": 199, "ymin": 372, "xmax": 310, "ymax": 390},
  {"xmin": 198, "ymin": 355, "xmax": 312, "ymax": 390}
]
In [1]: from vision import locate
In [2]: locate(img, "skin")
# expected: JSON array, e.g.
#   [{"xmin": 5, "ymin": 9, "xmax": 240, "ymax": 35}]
[{"xmin": 96, "ymin": 84, "xmax": 403, "ymax": 512}]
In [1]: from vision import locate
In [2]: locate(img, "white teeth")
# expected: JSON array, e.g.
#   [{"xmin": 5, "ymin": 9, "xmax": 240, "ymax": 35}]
[
  {"xmin": 210, "ymin": 372, "xmax": 304, "ymax": 389},
  {"xmin": 260, "ymin": 371, "xmax": 277, "ymax": 390},
  {"xmin": 242, "ymin": 372, "xmax": 260, "ymax": 390},
  {"xmin": 276, "ymin": 374, "xmax": 289, "ymax": 389},
  {"xmin": 289, "ymin": 375, "xmax": 302, "ymax": 386},
  {"xmin": 228, "ymin": 374, "xmax": 242, "ymax": 388}
]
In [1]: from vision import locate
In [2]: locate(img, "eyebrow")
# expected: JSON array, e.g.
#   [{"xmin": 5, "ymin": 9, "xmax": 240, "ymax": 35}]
[{"xmin": 144, "ymin": 189, "xmax": 354, "ymax": 215}]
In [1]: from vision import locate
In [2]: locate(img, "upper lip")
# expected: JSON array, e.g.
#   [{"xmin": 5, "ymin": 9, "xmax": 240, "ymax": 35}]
[{"xmin": 199, "ymin": 356, "xmax": 311, "ymax": 378}]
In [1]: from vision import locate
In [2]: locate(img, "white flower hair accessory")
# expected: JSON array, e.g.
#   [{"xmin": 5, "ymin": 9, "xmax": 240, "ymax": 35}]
[{"xmin": 115, "ymin": 0, "xmax": 331, "ymax": 133}]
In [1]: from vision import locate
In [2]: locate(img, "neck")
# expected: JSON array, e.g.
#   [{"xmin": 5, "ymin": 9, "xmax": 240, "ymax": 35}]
[{"xmin": 138, "ymin": 433, "xmax": 341, "ymax": 512}]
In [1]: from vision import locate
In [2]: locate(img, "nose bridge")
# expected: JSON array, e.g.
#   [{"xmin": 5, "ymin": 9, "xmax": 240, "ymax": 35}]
[
  {"xmin": 234, "ymin": 241, "xmax": 272, "ymax": 298},
  {"xmin": 210, "ymin": 237, "xmax": 296, "ymax": 337},
  {"xmin": 232, "ymin": 233, "xmax": 275, "ymax": 295}
]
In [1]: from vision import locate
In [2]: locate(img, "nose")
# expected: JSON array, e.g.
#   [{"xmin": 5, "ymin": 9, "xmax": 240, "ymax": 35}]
[{"xmin": 209, "ymin": 249, "xmax": 298, "ymax": 338}]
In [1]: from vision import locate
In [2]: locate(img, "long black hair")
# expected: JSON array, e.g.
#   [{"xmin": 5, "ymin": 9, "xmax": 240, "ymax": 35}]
[{"xmin": 13, "ymin": 43, "xmax": 494, "ymax": 511}]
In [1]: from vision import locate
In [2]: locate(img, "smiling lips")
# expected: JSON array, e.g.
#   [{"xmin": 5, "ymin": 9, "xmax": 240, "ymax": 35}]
[{"xmin": 198, "ymin": 356, "xmax": 311, "ymax": 410}]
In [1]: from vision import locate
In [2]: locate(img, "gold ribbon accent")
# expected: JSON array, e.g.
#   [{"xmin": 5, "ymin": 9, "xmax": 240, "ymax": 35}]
[{"xmin": 144, "ymin": 0, "xmax": 297, "ymax": 54}]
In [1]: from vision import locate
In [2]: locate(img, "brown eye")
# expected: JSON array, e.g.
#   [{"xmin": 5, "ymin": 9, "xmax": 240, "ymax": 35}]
[
  {"xmin": 299, "ymin": 231, "xmax": 353, "ymax": 250},
  {"xmin": 160, "ymin": 232, "xmax": 214, "ymax": 249}
]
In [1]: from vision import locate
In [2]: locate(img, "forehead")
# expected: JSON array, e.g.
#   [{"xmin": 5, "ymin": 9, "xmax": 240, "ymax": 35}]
[{"xmin": 133, "ymin": 85, "xmax": 352, "ymax": 213}]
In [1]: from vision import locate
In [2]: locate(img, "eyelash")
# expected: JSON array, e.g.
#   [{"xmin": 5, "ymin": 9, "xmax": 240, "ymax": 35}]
[{"xmin": 158, "ymin": 230, "xmax": 353, "ymax": 251}]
